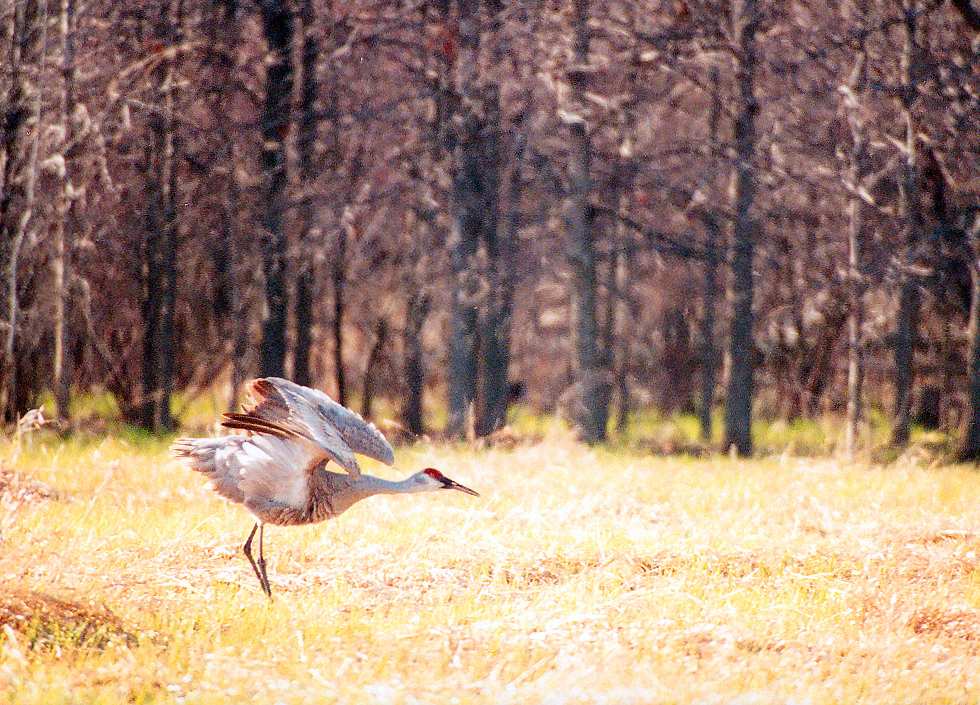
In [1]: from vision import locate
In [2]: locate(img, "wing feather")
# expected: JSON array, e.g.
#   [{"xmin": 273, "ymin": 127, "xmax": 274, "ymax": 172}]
[
  {"xmin": 221, "ymin": 409, "xmax": 359, "ymax": 474},
  {"xmin": 235, "ymin": 435, "xmax": 318, "ymax": 511},
  {"xmin": 240, "ymin": 377, "xmax": 394, "ymax": 473},
  {"xmin": 173, "ymin": 434, "xmax": 320, "ymax": 513}
]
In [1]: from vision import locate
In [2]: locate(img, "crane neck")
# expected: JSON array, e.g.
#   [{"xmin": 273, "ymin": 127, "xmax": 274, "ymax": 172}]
[{"xmin": 352, "ymin": 472, "xmax": 422, "ymax": 496}]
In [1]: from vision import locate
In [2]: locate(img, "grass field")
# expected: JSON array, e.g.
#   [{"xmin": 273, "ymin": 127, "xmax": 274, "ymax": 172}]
[{"xmin": 1, "ymin": 429, "xmax": 978, "ymax": 704}]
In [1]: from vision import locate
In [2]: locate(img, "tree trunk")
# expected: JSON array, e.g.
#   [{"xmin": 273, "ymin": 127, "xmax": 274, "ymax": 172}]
[
  {"xmin": 361, "ymin": 318, "xmax": 388, "ymax": 420},
  {"xmin": 960, "ymin": 263, "xmax": 980, "ymax": 461},
  {"xmin": 601, "ymin": 115, "xmax": 633, "ymax": 435},
  {"xmin": 140, "ymin": 6, "xmax": 179, "ymax": 432},
  {"xmin": 140, "ymin": 157, "xmax": 162, "ymax": 429},
  {"xmin": 157, "ymin": 54, "xmax": 177, "ymax": 431},
  {"xmin": 565, "ymin": 0, "xmax": 605, "ymax": 443},
  {"xmin": 477, "ymin": 0, "xmax": 508, "ymax": 436},
  {"xmin": 478, "ymin": 101, "xmax": 516, "ymax": 438},
  {"xmin": 844, "ymin": 48, "xmax": 868, "ymax": 458},
  {"xmin": 331, "ymin": 229, "xmax": 347, "ymax": 405},
  {"xmin": 292, "ymin": 0, "xmax": 322, "ymax": 388},
  {"xmin": 891, "ymin": 0, "xmax": 921, "ymax": 448},
  {"xmin": 52, "ymin": 0, "xmax": 76, "ymax": 421},
  {"xmin": 613, "ymin": 246, "xmax": 631, "ymax": 434},
  {"xmin": 258, "ymin": 0, "xmax": 293, "ymax": 377},
  {"xmin": 700, "ymin": 214, "xmax": 720, "ymax": 441},
  {"xmin": 0, "ymin": 0, "xmax": 48, "ymax": 422},
  {"xmin": 723, "ymin": 0, "xmax": 759, "ymax": 457},
  {"xmin": 699, "ymin": 67, "xmax": 722, "ymax": 443},
  {"xmin": 158, "ymin": 36, "xmax": 178, "ymax": 431},
  {"xmin": 202, "ymin": 1, "xmax": 250, "ymax": 413},
  {"xmin": 892, "ymin": 282, "xmax": 920, "ymax": 445},
  {"xmin": 402, "ymin": 288, "xmax": 429, "ymax": 437},
  {"xmin": 226, "ymin": 143, "xmax": 250, "ymax": 412},
  {"xmin": 446, "ymin": 0, "xmax": 482, "ymax": 438}
]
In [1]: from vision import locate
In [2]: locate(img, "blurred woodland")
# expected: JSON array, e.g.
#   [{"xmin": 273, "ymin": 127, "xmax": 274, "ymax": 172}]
[{"xmin": 0, "ymin": 0, "xmax": 977, "ymax": 457}]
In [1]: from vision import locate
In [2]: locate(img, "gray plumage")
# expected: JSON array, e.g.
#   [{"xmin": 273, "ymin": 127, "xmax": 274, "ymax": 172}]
[{"xmin": 170, "ymin": 377, "xmax": 478, "ymax": 596}]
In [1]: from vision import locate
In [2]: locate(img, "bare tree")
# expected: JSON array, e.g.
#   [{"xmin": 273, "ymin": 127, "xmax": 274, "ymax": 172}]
[
  {"xmin": 140, "ymin": 0, "xmax": 181, "ymax": 431},
  {"xmin": 891, "ymin": 0, "xmax": 923, "ymax": 447},
  {"xmin": 723, "ymin": 0, "xmax": 760, "ymax": 456},
  {"xmin": 960, "ymin": 226, "xmax": 980, "ymax": 461},
  {"xmin": 842, "ymin": 43, "xmax": 870, "ymax": 458},
  {"xmin": 699, "ymin": 66, "xmax": 723, "ymax": 443},
  {"xmin": 565, "ymin": 0, "xmax": 605, "ymax": 443},
  {"xmin": 477, "ymin": 1, "xmax": 518, "ymax": 437},
  {"xmin": 361, "ymin": 317, "xmax": 388, "ymax": 419},
  {"xmin": 402, "ymin": 285, "xmax": 429, "ymax": 436},
  {"xmin": 292, "ymin": 0, "xmax": 323, "ymax": 388},
  {"xmin": 258, "ymin": 0, "xmax": 294, "ymax": 377},
  {"xmin": 446, "ymin": 0, "xmax": 483, "ymax": 438},
  {"xmin": 51, "ymin": 0, "xmax": 77, "ymax": 420},
  {"xmin": 0, "ymin": 0, "xmax": 48, "ymax": 421}
]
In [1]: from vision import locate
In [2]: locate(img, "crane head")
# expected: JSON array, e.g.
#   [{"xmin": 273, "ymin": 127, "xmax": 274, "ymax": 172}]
[{"xmin": 420, "ymin": 468, "xmax": 480, "ymax": 496}]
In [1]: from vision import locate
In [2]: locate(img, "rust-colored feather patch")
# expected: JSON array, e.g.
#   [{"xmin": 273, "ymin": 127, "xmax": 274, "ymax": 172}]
[
  {"xmin": 221, "ymin": 413, "xmax": 296, "ymax": 440},
  {"xmin": 241, "ymin": 378, "xmax": 292, "ymax": 422}
]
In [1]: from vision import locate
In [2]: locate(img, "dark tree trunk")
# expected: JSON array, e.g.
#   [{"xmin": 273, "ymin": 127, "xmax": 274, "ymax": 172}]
[
  {"xmin": 891, "ymin": 0, "xmax": 921, "ymax": 448},
  {"xmin": 844, "ymin": 48, "xmax": 869, "ymax": 458},
  {"xmin": 402, "ymin": 289, "xmax": 429, "ymax": 437},
  {"xmin": 140, "ymin": 7, "xmax": 178, "ymax": 431},
  {"xmin": 700, "ymin": 214, "xmax": 720, "ymax": 441},
  {"xmin": 52, "ymin": 0, "xmax": 76, "ymax": 421},
  {"xmin": 225, "ymin": 145, "xmax": 250, "ymax": 412},
  {"xmin": 612, "ymin": 248, "xmax": 631, "ymax": 434},
  {"xmin": 157, "ymin": 106, "xmax": 177, "ymax": 431},
  {"xmin": 292, "ymin": 0, "xmax": 321, "ymax": 388},
  {"xmin": 446, "ymin": 0, "xmax": 482, "ymax": 438},
  {"xmin": 699, "ymin": 67, "xmax": 722, "ymax": 443},
  {"xmin": 600, "ymin": 134, "xmax": 631, "ymax": 433},
  {"xmin": 723, "ymin": 0, "xmax": 759, "ymax": 457},
  {"xmin": 960, "ymin": 266, "xmax": 980, "ymax": 461},
  {"xmin": 892, "ymin": 282, "xmax": 920, "ymax": 445},
  {"xmin": 0, "ymin": 0, "xmax": 47, "ymax": 422},
  {"xmin": 610, "ymin": 35, "xmax": 639, "ymax": 436},
  {"xmin": 158, "ymin": 14, "xmax": 180, "ymax": 431},
  {"xmin": 258, "ymin": 0, "xmax": 294, "ymax": 377},
  {"xmin": 361, "ymin": 318, "xmax": 388, "ymax": 420},
  {"xmin": 201, "ymin": 1, "xmax": 250, "ymax": 413},
  {"xmin": 566, "ymin": 0, "xmax": 605, "ymax": 443},
  {"xmin": 332, "ymin": 235, "xmax": 347, "ymax": 406},
  {"xmin": 478, "ymin": 97, "xmax": 516, "ymax": 438},
  {"xmin": 294, "ymin": 273, "xmax": 313, "ymax": 387},
  {"xmin": 140, "ymin": 194, "xmax": 162, "ymax": 429},
  {"xmin": 331, "ymin": 224, "xmax": 347, "ymax": 406}
]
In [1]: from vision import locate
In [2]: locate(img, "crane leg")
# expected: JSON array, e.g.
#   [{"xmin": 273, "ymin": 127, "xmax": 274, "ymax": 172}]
[
  {"xmin": 257, "ymin": 523, "xmax": 273, "ymax": 598},
  {"xmin": 243, "ymin": 522, "xmax": 271, "ymax": 597}
]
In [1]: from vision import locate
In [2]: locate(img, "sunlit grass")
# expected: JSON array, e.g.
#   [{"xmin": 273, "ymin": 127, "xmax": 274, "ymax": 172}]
[{"xmin": 1, "ymin": 429, "xmax": 978, "ymax": 704}]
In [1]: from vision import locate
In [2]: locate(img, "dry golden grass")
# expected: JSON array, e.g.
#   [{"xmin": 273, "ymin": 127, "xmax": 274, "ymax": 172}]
[{"xmin": 1, "ymin": 431, "xmax": 978, "ymax": 704}]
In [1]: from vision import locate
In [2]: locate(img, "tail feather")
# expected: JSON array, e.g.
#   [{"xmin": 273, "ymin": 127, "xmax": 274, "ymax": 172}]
[
  {"xmin": 170, "ymin": 437, "xmax": 218, "ymax": 472},
  {"xmin": 171, "ymin": 437, "xmax": 245, "ymax": 503}
]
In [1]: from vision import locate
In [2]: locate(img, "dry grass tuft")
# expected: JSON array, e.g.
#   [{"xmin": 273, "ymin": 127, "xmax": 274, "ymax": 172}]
[
  {"xmin": 908, "ymin": 607, "xmax": 980, "ymax": 644},
  {"xmin": 0, "ymin": 590, "xmax": 136, "ymax": 653},
  {"xmin": 0, "ymin": 468, "xmax": 56, "ymax": 504}
]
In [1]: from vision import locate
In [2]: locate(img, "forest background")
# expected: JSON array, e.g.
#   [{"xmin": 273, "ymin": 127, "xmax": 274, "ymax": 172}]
[{"xmin": 1, "ymin": 0, "xmax": 978, "ymax": 459}]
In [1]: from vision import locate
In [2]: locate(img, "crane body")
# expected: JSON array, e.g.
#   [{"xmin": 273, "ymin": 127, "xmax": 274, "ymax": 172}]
[{"xmin": 171, "ymin": 377, "xmax": 478, "ymax": 596}]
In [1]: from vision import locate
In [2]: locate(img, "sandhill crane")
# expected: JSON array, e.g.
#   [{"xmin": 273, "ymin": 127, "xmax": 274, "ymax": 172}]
[{"xmin": 171, "ymin": 377, "xmax": 478, "ymax": 597}]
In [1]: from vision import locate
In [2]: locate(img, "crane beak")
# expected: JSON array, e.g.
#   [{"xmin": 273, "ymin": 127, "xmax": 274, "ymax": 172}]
[{"xmin": 442, "ymin": 477, "xmax": 480, "ymax": 496}]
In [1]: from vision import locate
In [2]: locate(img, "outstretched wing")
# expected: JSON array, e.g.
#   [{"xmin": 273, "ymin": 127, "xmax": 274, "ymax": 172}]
[
  {"xmin": 173, "ymin": 434, "xmax": 322, "ymax": 513},
  {"xmin": 224, "ymin": 377, "xmax": 394, "ymax": 475},
  {"xmin": 222, "ymin": 400, "xmax": 359, "ymax": 475}
]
